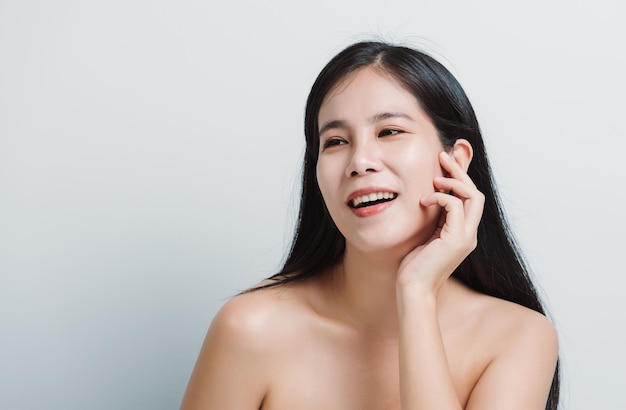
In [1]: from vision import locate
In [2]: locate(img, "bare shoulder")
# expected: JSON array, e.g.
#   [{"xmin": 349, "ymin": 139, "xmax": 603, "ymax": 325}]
[
  {"xmin": 452, "ymin": 283, "xmax": 558, "ymax": 409},
  {"xmin": 181, "ymin": 281, "xmax": 313, "ymax": 409},
  {"xmin": 471, "ymin": 288, "xmax": 557, "ymax": 354},
  {"xmin": 213, "ymin": 281, "xmax": 313, "ymax": 348},
  {"xmin": 451, "ymin": 281, "xmax": 558, "ymax": 361}
]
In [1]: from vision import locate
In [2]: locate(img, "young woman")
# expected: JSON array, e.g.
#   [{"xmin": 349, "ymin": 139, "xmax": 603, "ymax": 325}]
[{"xmin": 181, "ymin": 41, "xmax": 560, "ymax": 409}]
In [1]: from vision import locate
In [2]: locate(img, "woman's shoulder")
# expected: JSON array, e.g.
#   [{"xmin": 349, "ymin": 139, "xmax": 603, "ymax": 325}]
[
  {"xmin": 210, "ymin": 280, "xmax": 317, "ymax": 351},
  {"xmin": 180, "ymin": 280, "xmax": 319, "ymax": 408},
  {"xmin": 478, "ymin": 289, "xmax": 555, "ymax": 344},
  {"xmin": 449, "ymin": 282, "xmax": 558, "ymax": 405},
  {"xmin": 451, "ymin": 280, "xmax": 558, "ymax": 375}
]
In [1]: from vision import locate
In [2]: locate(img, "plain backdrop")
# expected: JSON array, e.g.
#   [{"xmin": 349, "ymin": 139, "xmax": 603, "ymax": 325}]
[{"xmin": 1, "ymin": 0, "xmax": 625, "ymax": 409}]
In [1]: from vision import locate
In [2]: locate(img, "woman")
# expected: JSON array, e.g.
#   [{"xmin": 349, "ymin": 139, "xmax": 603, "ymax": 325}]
[{"xmin": 181, "ymin": 41, "xmax": 560, "ymax": 409}]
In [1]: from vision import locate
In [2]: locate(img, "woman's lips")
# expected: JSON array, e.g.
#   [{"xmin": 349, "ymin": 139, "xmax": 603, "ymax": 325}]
[
  {"xmin": 349, "ymin": 191, "xmax": 398, "ymax": 208},
  {"xmin": 346, "ymin": 187, "xmax": 398, "ymax": 217},
  {"xmin": 350, "ymin": 199, "xmax": 395, "ymax": 217}
]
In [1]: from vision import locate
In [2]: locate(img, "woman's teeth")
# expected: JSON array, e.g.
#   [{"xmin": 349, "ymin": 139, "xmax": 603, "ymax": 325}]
[{"xmin": 350, "ymin": 192, "xmax": 397, "ymax": 208}]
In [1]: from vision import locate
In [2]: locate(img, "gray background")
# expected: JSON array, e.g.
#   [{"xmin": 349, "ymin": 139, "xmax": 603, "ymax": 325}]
[{"xmin": 1, "ymin": 0, "xmax": 625, "ymax": 408}]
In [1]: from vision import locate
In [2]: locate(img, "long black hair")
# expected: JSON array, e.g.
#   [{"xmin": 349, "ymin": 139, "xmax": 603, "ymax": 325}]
[{"xmin": 255, "ymin": 41, "xmax": 559, "ymax": 408}]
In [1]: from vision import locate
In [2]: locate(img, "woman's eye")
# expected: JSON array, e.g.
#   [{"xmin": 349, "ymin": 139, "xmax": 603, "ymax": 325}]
[
  {"xmin": 322, "ymin": 138, "xmax": 346, "ymax": 149},
  {"xmin": 378, "ymin": 129, "xmax": 402, "ymax": 137}
]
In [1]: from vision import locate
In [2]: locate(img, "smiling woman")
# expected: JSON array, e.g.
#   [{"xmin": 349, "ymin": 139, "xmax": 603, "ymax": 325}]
[{"xmin": 180, "ymin": 41, "xmax": 560, "ymax": 410}]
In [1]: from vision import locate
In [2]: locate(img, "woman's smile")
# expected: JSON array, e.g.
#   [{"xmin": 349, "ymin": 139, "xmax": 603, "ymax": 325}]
[{"xmin": 346, "ymin": 187, "xmax": 398, "ymax": 217}]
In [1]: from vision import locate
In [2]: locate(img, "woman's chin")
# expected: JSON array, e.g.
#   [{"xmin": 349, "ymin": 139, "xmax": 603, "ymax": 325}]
[{"xmin": 344, "ymin": 229, "xmax": 435, "ymax": 260}]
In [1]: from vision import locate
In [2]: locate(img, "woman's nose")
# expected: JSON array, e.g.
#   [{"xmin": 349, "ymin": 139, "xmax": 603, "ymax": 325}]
[{"xmin": 346, "ymin": 138, "xmax": 383, "ymax": 177}]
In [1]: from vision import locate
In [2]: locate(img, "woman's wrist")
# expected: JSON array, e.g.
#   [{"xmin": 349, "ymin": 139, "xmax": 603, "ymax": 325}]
[
  {"xmin": 395, "ymin": 269, "xmax": 445, "ymax": 299},
  {"xmin": 396, "ymin": 282, "xmax": 439, "ymax": 317}
]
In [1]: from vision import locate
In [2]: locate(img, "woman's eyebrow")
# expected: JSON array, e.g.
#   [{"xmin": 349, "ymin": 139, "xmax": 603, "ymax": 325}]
[
  {"xmin": 369, "ymin": 111, "xmax": 414, "ymax": 123},
  {"xmin": 318, "ymin": 119, "xmax": 348, "ymax": 136},
  {"xmin": 319, "ymin": 112, "xmax": 413, "ymax": 135}
]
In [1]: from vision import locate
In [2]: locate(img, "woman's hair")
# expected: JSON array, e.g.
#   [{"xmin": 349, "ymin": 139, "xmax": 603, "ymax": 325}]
[{"xmin": 254, "ymin": 41, "xmax": 559, "ymax": 408}]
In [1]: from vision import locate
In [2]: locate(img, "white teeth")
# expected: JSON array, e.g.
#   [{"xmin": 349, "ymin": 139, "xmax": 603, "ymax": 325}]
[{"xmin": 350, "ymin": 192, "xmax": 397, "ymax": 207}]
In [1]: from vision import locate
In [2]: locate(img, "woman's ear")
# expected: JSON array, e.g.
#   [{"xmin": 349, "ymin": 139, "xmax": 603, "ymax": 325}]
[{"xmin": 452, "ymin": 139, "xmax": 473, "ymax": 172}]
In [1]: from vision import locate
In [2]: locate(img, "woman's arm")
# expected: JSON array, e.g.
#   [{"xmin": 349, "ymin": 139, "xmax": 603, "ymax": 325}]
[
  {"xmin": 396, "ymin": 146, "xmax": 557, "ymax": 409},
  {"xmin": 180, "ymin": 297, "xmax": 269, "ymax": 409},
  {"xmin": 395, "ymin": 146, "xmax": 481, "ymax": 409},
  {"xmin": 465, "ymin": 311, "xmax": 558, "ymax": 409},
  {"xmin": 397, "ymin": 288, "xmax": 462, "ymax": 409},
  {"xmin": 397, "ymin": 284, "xmax": 558, "ymax": 410}
]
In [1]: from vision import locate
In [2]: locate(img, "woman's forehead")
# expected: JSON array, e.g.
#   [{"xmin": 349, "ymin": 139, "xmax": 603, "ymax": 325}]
[{"xmin": 318, "ymin": 67, "xmax": 422, "ymax": 126}]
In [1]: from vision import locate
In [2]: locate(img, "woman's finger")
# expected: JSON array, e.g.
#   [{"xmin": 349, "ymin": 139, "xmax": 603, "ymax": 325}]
[
  {"xmin": 433, "ymin": 176, "xmax": 485, "ymax": 227},
  {"xmin": 433, "ymin": 176, "xmax": 476, "ymax": 199},
  {"xmin": 421, "ymin": 192, "xmax": 466, "ymax": 234},
  {"xmin": 439, "ymin": 151, "xmax": 476, "ymax": 187}
]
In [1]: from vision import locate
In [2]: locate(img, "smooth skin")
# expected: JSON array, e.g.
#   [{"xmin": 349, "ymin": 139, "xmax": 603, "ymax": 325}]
[{"xmin": 181, "ymin": 68, "xmax": 558, "ymax": 409}]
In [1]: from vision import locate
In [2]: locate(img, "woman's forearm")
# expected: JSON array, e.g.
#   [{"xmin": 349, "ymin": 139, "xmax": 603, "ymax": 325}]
[{"xmin": 397, "ymin": 287, "xmax": 462, "ymax": 410}]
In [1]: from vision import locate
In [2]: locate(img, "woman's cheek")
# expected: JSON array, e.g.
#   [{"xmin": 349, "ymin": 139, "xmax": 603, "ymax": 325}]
[
  {"xmin": 316, "ymin": 160, "xmax": 341, "ymax": 214},
  {"xmin": 417, "ymin": 155, "xmax": 444, "ymax": 194}
]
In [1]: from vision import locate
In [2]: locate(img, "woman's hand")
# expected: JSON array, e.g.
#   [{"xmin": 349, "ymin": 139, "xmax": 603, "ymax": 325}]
[
  {"xmin": 395, "ymin": 148, "xmax": 484, "ymax": 409},
  {"xmin": 396, "ymin": 150, "xmax": 485, "ymax": 295}
]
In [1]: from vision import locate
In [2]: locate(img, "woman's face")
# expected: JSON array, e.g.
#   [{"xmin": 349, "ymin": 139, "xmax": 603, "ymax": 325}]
[{"xmin": 316, "ymin": 67, "xmax": 446, "ymax": 256}]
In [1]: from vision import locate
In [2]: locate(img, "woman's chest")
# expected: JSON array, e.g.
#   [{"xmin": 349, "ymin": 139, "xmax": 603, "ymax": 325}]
[
  {"xmin": 260, "ymin": 327, "xmax": 487, "ymax": 410},
  {"xmin": 261, "ymin": 341, "xmax": 400, "ymax": 410}
]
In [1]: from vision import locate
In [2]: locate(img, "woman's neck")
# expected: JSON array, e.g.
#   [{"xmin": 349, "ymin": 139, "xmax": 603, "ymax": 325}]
[
  {"xmin": 325, "ymin": 244, "xmax": 456, "ymax": 340},
  {"xmin": 328, "ymin": 245, "xmax": 405, "ymax": 338}
]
